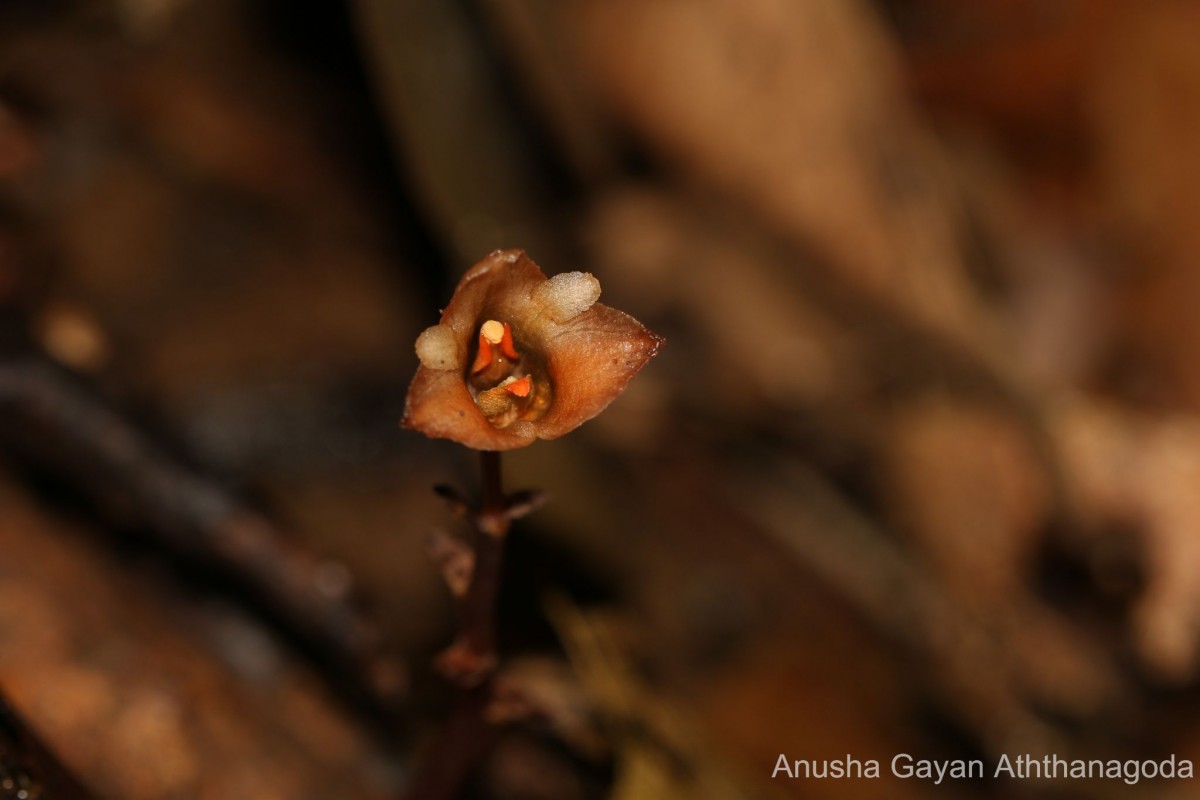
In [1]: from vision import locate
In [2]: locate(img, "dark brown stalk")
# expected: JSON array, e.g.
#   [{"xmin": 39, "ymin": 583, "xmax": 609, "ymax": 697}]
[
  {"xmin": 399, "ymin": 686, "xmax": 499, "ymax": 800},
  {"xmin": 460, "ymin": 450, "xmax": 509, "ymax": 669},
  {"xmin": 407, "ymin": 449, "xmax": 533, "ymax": 800}
]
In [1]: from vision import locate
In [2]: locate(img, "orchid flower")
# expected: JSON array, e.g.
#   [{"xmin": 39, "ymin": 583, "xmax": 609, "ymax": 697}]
[{"xmin": 403, "ymin": 249, "xmax": 663, "ymax": 450}]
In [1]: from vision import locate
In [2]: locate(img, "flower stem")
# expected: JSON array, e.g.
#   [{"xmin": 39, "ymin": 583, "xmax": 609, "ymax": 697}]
[
  {"xmin": 406, "ymin": 450, "xmax": 514, "ymax": 799},
  {"xmin": 400, "ymin": 685, "xmax": 498, "ymax": 800},
  {"xmin": 481, "ymin": 450, "xmax": 504, "ymax": 514},
  {"xmin": 459, "ymin": 450, "xmax": 510, "ymax": 676}
]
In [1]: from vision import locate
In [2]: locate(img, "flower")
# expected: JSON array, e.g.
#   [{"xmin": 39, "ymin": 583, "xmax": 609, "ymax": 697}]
[{"xmin": 402, "ymin": 249, "xmax": 664, "ymax": 450}]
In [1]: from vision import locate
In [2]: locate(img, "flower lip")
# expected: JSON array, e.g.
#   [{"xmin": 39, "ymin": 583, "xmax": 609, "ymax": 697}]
[{"xmin": 402, "ymin": 249, "xmax": 664, "ymax": 451}]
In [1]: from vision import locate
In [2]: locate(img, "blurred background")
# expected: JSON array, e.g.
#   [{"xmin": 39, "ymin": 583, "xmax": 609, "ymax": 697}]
[{"xmin": 1, "ymin": 0, "xmax": 1199, "ymax": 797}]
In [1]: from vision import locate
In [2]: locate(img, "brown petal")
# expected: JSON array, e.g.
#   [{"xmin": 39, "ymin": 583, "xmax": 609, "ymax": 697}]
[
  {"xmin": 403, "ymin": 364, "xmax": 536, "ymax": 450},
  {"xmin": 529, "ymin": 303, "xmax": 664, "ymax": 441},
  {"xmin": 438, "ymin": 250, "xmax": 547, "ymax": 338}
]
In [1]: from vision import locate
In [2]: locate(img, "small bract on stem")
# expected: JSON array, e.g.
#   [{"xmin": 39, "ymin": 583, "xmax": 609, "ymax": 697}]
[{"xmin": 400, "ymin": 249, "xmax": 662, "ymax": 799}]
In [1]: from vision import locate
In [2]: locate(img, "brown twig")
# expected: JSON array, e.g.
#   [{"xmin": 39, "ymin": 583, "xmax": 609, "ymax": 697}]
[{"xmin": 0, "ymin": 352, "xmax": 407, "ymax": 725}]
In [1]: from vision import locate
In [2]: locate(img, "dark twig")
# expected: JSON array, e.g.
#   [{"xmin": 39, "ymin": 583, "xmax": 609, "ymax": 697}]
[
  {"xmin": 0, "ymin": 686, "xmax": 95, "ymax": 799},
  {"xmin": 0, "ymin": 352, "xmax": 407, "ymax": 724}
]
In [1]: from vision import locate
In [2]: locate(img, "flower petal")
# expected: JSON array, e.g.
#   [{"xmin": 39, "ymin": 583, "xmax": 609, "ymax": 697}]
[
  {"xmin": 532, "ymin": 303, "xmax": 664, "ymax": 440},
  {"xmin": 404, "ymin": 363, "xmax": 536, "ymax": 450}
]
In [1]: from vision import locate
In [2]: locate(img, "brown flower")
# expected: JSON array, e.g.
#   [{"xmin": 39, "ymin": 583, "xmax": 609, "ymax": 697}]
[{"xmin": 402, "ymin": 249, "xmax": 664, "ymax": 450}]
